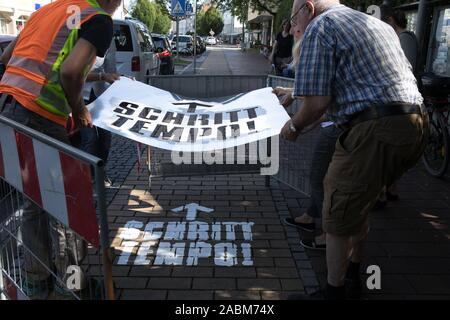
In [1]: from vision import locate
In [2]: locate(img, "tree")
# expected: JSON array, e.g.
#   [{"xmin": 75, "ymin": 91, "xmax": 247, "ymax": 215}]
[
  {"xmin": 273, "ymin": 0, "xmax": 293, "ymax": 34},
  {"xmin": 214, "ymin": 0, "xmax": 279, "ymax": 23},
  {"xmin": 152, "ymin": 3, "xmax": 172, "ymax": 34},
  {"xmin": 131, "ymin": 0, "xmax": 157, "ymax": 31},
  {"xmin": 131, "ymin": 0, "xmax": 172, "ymax": 34},
  {"xmin": 196, "ymin": 7, "xmax": 224, "ymax": 36}
]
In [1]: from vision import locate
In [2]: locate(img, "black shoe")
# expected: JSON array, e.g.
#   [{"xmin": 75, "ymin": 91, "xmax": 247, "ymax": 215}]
[
  {"xmin": 300, "ymin": 239, "xmax": 326, "ymax": 251},
  {"xmin": 386, "ymin": 191, "xmax": 399, "ymax": 202},
  {"xmin": 345, "ymin": 277, "xmax": 362, "ymax": 300},
  {"xmin": 345, "ymin": 262, "xmax": 363, "ymax": 300},
  {"xmin": 284, "ymin": 217, "xmax": 315, "ymax": 232},
  {"xmin": 287, "ymin": 284, "xmax": 345, "ymax": 300},
  {"xmin": 372, "ymin": 200, "xmax": 387, "ymax": 211},
  {"xmin": 287, "ymin": 290, "xmax": 324, "ymax": 300}
]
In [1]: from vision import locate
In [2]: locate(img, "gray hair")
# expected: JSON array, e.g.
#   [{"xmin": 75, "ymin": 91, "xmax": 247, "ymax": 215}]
[{"xmin": 296, "ymin": 0, "xmax": 340, "ymax": 13}]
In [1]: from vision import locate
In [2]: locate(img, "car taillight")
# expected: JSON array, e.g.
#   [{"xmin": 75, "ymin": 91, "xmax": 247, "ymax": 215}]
[
  {"xmin": 158, "ymin": 50, "xmax": 171, "ymax": 59},
  {"xmin": 131, "ymin": 56, "xmax": 140, "ymax": 72}
]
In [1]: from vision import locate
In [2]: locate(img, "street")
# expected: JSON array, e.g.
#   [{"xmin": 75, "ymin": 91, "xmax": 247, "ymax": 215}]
[{"xmin": 176, "ymin": 45, "xmax": 272, "ymax": 76}]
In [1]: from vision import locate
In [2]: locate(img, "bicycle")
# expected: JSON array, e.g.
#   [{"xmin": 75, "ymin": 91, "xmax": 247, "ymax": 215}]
[{"xmin": 420, "ymin": 73, "xmax": 450, "ymax": 177}]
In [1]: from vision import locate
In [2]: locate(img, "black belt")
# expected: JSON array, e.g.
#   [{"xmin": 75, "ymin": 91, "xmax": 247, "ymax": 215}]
[{"xmin": 339, "ymin": 103, "xmax": 424, "ymax": 130}]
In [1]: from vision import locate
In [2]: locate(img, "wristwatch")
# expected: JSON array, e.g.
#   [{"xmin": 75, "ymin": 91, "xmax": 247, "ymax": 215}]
[{"xmin": 288, "ymin": 120, "xmax": 299, "ymax": 133}]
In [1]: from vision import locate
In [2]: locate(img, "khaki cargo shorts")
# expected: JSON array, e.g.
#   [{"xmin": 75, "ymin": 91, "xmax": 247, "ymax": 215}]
[{"xmin": 322, "ymin": 113, "xmax": 428, "ymax": 236}]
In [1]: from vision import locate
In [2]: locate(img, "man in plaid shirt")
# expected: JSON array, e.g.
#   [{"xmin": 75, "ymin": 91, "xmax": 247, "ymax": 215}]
[{"xmin": 282, "ymin": 0, "xmax": 427, "ymax": 299}]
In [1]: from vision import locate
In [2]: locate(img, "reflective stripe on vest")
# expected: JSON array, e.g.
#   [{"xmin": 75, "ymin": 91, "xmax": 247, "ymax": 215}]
[
  {"xmin": 0, "ymin": 0, "xmax": 109, "ymax": 119},
  {"xmin": 1, "ymin": 72, "xmax": 42, "ymax": 97}
]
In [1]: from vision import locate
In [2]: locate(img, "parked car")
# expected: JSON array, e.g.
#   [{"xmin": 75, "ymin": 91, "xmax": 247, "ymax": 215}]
[
  {"xmin": 113, "ymin": 19, "xmax": 160, "ymax": 84},
  {"xmin": 151, "ymin": 34, "xmax": 175, "ymax": 75},
  {"xmin": 205, "ymin": 36, "xmax": 217, "ymax": 46},
  {"xmin": 0, "ymin": 35, "xmax": 16, "ymax": 80},
  {"xmin": 195, "ymin": 36, "xmax": 206, "ymax": 54},
  {"xmin": 171, "ymin": 35, "xmax": 194, "ymax": 55}
]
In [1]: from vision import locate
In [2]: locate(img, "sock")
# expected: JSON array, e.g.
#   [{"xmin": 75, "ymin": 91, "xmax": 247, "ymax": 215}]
[
  {"xmin": 325, "ymin": 283, "xmax": 345, "ymax": 300},
  {"xmin": 346, "ymin": 262, "xmax": 361, "ymax": 280}
]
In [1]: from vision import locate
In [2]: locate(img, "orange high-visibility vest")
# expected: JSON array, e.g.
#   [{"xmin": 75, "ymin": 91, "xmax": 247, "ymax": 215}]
[{"xmin": 0, "ymin": 0, "xmax": 110, "ymax": 126}]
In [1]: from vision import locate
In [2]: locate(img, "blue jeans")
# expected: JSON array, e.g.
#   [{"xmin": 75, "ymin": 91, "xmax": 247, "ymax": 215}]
[{"xmin": 307, "ymin": 125, "xmax": 342, "ymax": 218}]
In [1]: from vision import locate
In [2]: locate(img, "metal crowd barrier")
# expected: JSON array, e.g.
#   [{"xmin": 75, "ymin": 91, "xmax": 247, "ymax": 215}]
[
  {"xmin": 144, "ymin": 75, "xmax": 273, "ymax": 185},
  {"xmin": 142, "ymin": 74, "xmax": 320, "ymax": 196},
  {"xmin": 0, "ymin": 116, "xmax": 114, "ymax": 300},
  {"xmin": 267, "ymin": 75, "xmax": 321, "ymax": 196},
  {"xmin": 147, "ymin": 75, "xmax": 268, "ymax": 99}
]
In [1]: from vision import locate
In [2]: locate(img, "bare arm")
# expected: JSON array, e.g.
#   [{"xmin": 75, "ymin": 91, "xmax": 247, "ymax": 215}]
[
  {"xmin": 292, "ymin": 96, "xmax": 332, "ymax": 131},
  {"xmin": 269, "ymin": 41, "xmax": 278, "ymax": 62},
  {"xmin": 280, "ymin": 95, "xmax": 332, "ymax": 141},
  {"xmin": 1, "ymin": 37, "xmax": 18, "ymax": 65},
  {"xmin": 60, "ymin": 38, "xmax": 97, "ymax": 128},
  {"xmin": 85, "ymin": 71, "xmax": 120, "ymax": 83}
]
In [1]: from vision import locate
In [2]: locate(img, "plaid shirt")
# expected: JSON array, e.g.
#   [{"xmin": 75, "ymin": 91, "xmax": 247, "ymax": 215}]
[{"xmin": 294, "ymin": 5, "xmax": 423, "ymax": 125}]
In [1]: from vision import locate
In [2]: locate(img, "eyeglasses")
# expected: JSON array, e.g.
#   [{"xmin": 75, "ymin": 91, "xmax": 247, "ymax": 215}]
[{"xmin": 290, "ymin": 3, "xmax": 307, "ymax": 27}]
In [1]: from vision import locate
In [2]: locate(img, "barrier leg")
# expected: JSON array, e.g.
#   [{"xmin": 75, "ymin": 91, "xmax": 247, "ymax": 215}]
[
  {"xmin": 147, "ymin": 147, "xmax": 152, "ymax": 190},
  {"xmin": 0, "ymin": 252, "xmax": 5, "ymax": 300},
  {"xmin": 266, "ymin": 137, "xmax": 272, "ymax": 188},
  {"xmin": 95, "ymin": 167, "xmax": 115, "ymax": 300}
]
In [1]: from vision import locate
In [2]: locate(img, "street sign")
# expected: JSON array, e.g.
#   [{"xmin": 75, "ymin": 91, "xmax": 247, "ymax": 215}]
[
  {"xmin": 209, "ymin": 29, "xmax": 215, "ymax": 36},
  {"xmin": 171, "ymin": 0, "xmax": 186, "ymax": 17},
  {"xmin": 185, "ymin": 2, "xmax": 193, "ymax": 15}
]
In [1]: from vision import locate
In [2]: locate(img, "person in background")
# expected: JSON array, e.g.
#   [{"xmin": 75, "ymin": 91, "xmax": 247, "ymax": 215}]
[
  {"xmin": 274, "ymin": 34, "xmax": 341, "ymax": 252},
  {"xmin": 381, "ymin": 5, "xmax": 419, "ymax": 75},
  {"xmin": 82, "ymin": 39, "xmax": 119, "ymax": 186},
  {"xmin": 270, "ymin": 19, "xmax": 294, "ymax": 75},
  {"xmin": 375, "ymin": 5, "xmax": 420, "ymax": 208}
]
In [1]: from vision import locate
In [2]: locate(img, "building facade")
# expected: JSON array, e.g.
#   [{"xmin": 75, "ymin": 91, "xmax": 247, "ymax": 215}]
[{"xmin": 0, "ymin": 0, "xmax": 52, "ymax": 35}]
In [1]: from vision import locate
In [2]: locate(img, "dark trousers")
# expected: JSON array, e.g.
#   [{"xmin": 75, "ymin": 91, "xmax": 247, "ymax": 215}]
[
  {"xmin": 80, "ymin": 127, "xmax": 112, "ymax": 164},
  {"xmin": 307, "ymin": 125, "xmax": 342, "ymax": 218},
  {"xmin": 81, "ymin": 93, "xmax": 112, "ymax": 165}
]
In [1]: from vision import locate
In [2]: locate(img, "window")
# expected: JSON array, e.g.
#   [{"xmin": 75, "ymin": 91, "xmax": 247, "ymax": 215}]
[
  {"xmin": 429, "ymin": 7, "xmax": 450, "ymax": 77},
  {"xmin": 136, "ymin": 29, "xmax": 154, "ymax": 52},
  {"xmin": 16, "ymin": 15, "xmax": 28, "ymax": 33},
  {"xmin": 0, "ymin": 17, "xmax": 7, "ymax": 34},
  {"xmin": 405, "ymin": 11, "xmax": 418, "ymax": 33},
  {"xmin": 152, "ymin": 37, "xmax": 166, "ymax": 50},
  {"xmin": 113, "ymin": 24, "xmax": 133, "ymax": 52}
]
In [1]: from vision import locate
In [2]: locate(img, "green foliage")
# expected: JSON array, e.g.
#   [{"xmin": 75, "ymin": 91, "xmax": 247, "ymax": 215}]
[
  {"xmin": 214, "ymin": 0, "xmax": 281, "ymax": 19},
  {"xmin": 274, "ymin": 0, "xmax": 293, "ymax": 34},
  {"xmin": 131, "ymin": 0, "xmax": 172, "ymax": 34},
  {"xmin": 196, "ymin": 7, "xmax": 224, "ymax": 36},
  {"xmin": 153, "ymin": 3, "xmax": 172, "ymax": 34},
  {"xmin": 131, "ymin": 0, "xmax": 156, "ymax": 31}
]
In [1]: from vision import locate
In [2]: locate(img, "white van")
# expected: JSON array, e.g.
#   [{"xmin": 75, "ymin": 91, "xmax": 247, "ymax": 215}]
[
  {"xmin": 171, "ymin": 35, "xmax": 194, "ymax": 54},
  {"xmin": 113, "ymin": 19, "xmax": 160, "ymax": 83}
]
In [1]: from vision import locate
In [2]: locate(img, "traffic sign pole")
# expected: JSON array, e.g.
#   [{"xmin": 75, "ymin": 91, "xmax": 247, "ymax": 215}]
[
  {"xmin": 193, "ymin": 0, "xmax": 197, "ymax": 74},
  {"xmin": 176, "ymin": 17, "xmax": 180, "ymax": 60}
]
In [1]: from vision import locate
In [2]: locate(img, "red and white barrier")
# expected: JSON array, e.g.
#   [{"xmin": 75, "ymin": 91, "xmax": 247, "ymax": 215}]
[{"xmin": 0, "ymin": 123, "xmax": 99, "ymax": 247}]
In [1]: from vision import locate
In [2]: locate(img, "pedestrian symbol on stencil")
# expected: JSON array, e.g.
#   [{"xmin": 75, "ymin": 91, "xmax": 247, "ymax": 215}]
[{"xmin": 171, "ymin": 203, "xmax": 214, "ymax": 221}]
